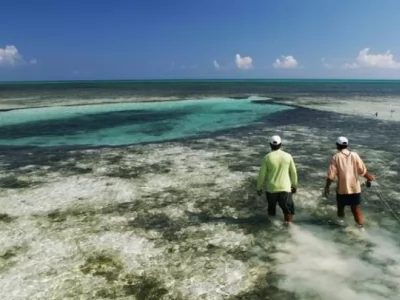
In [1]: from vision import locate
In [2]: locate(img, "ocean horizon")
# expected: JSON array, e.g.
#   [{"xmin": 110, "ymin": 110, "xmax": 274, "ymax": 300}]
[{"xmin": 2, "ymin": 78, "xmax": 400, "ymax": 84}]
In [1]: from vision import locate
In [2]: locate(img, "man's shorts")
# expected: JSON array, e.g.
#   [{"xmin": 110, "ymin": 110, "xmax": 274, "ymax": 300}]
[
  {"xmin": 266, "ymin": 191, "xmax": 295, "ymax": 215},
  {"xmin": 336, "ymin": 193, "xmax": 361, "ymax": 206}
]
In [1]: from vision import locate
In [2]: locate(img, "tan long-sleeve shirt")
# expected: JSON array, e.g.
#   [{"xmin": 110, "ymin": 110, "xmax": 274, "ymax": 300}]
[{"xmin": 327, "ymin": 149, "xmax": 367, "ymax": 195}]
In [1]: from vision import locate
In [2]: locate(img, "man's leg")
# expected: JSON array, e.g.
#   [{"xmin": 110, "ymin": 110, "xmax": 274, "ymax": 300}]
[
  {"xmin": 336, "ymin": 193, "xmax": 347, "ymax": 225},
  {"xmin": 336, "ymin": 193, "xmax": 346, "ymax": 222},
  {"xmin": 349, "ymin": 193, "xmax": 364, "ymax": 226},
  {"xmin": 266, "ymin": 192, "xmax": 277, "ymax": 217},
  {"xmin": 351, "ymin": 205, "xmax": 364, "ymax": 225},
  {"xmin": 278, "ymin": 192, "xmax": 295, "ymax": 223}
]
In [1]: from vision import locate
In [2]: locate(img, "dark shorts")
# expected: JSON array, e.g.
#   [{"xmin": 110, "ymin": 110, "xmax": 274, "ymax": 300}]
[
  {"xmin": 266, "ymin": 191, "xmax": 295, "ymax": 215},
  {"xmin": 336, "ymin": 193, "xmax": 361, "ymax": 206}
]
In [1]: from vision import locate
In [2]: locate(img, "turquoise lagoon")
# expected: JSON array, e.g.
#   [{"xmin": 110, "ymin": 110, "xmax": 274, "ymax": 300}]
[{"xmin": 0, "ymin": 97, "xmax": 292, "ymax": 147}]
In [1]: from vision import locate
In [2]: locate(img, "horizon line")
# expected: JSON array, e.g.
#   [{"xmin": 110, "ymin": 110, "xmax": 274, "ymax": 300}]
[{"xmin": 1, "ymin": 77, "xmax": 400, "ymax": 84}]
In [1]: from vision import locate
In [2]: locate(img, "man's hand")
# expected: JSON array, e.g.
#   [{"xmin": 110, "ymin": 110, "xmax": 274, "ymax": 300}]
[
  {"xmin": 257, "ymin": 190, "xmax": 262, "ymax": 196},
  {"xmin": 291, "ymin": 187, "xmax": 297, "ymax": 194},
  {"xmin": 364, "ymin": 173, "xmax": 375, "ymax": 181},
  {"xmin": 324, "ymin": 178, "xmax": 333, "ymax": 198},
  {"xmin": 323, "ymin": 186, "xmax": 330, "ymax": 197}
]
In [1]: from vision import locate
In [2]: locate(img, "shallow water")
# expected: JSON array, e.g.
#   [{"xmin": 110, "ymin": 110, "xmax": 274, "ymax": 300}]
[
  {"xmin": 1, "ymin": 89, "xmax": 400, "ymax": 299},
  {"xmin": 0, "ymin": 97, "xmax": 290, "ymax": 147}
]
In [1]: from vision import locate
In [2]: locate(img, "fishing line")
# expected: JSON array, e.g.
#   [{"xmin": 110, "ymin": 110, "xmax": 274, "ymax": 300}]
[
  {"xmin": 372, "ymin": 185, "xmax": 400, "ymax": 224},
  {"xmin": 362, "ymin": 170, "xmax": 400, "ymax": 225},
  {"xmin": 354, "ymin": 154, "xmax": 400, "ymax": 224}
]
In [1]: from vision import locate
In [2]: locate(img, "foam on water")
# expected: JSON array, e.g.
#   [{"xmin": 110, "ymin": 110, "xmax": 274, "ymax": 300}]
[
  {"xmin": 275, "ymin": 224, "xmax": 400, "ymax": 300},
  {"xmin": 0, "ymin": 97, "xmax": 290, "ymax": 147}
]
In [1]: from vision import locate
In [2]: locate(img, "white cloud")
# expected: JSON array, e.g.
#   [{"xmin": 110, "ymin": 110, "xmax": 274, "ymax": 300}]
[
  {"xmin": 344, "ymin": 48, "xmax": 400, "ymax": 69},
  {"xmin": 321, "ymin": 57, "xmax": 333, "ymax": 69},
  {"xmin": 0, "ymin": 45, "xmax": 23, "ymax": 66},
  {"xmin": 235, "ymin": 53, "xmax": 253, "ymax": 69},
  {"xmin": 0, "ymin": 45, "xmax": 37, "ymax": 67},
  {"xmin": 273, "ymin": 55, "xmax": 298, "ymax": 69},
  {"xmin": 213, "ymin": 59, "xmax": 220, "ymax": 70},
  {"xmin": 343, "ymin": 62, "xmax": 358, "ymax": 69}
]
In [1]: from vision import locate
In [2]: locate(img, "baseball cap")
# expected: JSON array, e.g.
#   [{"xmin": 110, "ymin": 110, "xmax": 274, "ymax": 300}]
[
  {"xmin": 336, "ymin": 136, "xmax": 349, "ymax": 146},
  {"xmin": 270, "ymin": 135, "xmax": 282, "ymax": 145}
]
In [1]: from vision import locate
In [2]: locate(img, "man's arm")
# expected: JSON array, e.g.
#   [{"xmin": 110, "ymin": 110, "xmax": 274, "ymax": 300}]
[
  {"xmin": 356, "ymin": 154, "xmax": 375, "ymax": 181},
  {"xmin": 324, "ymin": 157, "xmax": 337, "ymax": 196},
  {"xmin": 289, "ymin": 156, "xmax": 298, "ymax": 193},
  {"xmin": 325, "ymin": 178, "xmax": 334, "ymax": 189},
  {"xmin": 257, "ymin": 157, "xmax": 267, "ymax": 193}
]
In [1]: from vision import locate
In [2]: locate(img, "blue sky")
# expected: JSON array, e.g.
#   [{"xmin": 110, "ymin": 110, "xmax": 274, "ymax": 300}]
[{"xmin": 1, "ymin": 0, "xmax": 400, "ymax": 80}]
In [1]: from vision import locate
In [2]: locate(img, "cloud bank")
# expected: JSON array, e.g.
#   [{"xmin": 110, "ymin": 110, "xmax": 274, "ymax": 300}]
[
  {"xmin": 0, "ymin": 45, "xmax": 37, "ymax": 67},
  {"xmin": 273, "ymin": 55, "xmax": 298, "ymax": 69},
  {"xmin": 235, "ymin": 54, "xmax": 253, "ymax": 69},
  {"xmin": 0, "ymin": 45, "xmax": 23, "ymax": 66},
  {"xmin": 344, "ymin": 48, "xmax": 400, "ymax": 69}
]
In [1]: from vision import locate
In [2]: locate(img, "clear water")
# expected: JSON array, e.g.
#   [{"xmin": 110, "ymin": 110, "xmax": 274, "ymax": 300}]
[
  {"xmin": 1, "ymin": 81, "xmax": 400, "ymax": 300},
  {"xmin": 0, "ymin": 97, "xmax": 292, "ymax": 147}
]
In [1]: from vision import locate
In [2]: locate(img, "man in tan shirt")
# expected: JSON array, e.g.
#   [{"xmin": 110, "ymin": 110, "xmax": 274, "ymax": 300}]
[{"xmin": 323, "ymin": 136, "xmax": 375, "ymax": 228}]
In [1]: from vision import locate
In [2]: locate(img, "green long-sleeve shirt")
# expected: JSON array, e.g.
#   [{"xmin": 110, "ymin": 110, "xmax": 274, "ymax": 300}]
[{"xmin": 257, "ymin": 149, "xmax": 298, "ymax": 193}]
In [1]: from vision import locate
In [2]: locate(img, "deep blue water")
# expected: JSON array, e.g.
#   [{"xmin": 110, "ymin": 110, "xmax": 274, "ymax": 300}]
[{"xmin": 2, "ymin": 79, "xmax": 400, "ymax": 101}]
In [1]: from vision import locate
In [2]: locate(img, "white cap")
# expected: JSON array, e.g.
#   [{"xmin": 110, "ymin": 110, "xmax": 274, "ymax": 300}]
[
  {"xmin": 336, "ymin": 136, "xmax": 349, "ymax": 146},
  {"xmin": 270, "ymin": 135, "xmax": 282, "ymax": 145}
]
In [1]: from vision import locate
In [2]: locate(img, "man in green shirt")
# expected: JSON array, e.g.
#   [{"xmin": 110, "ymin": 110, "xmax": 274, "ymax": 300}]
[{"xmin": 257, "ymin": 135, "xmax": 298, "ymax": 223}]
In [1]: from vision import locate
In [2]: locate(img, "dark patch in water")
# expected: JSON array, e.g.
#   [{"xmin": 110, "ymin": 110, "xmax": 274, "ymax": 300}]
[
  {"xmin": 79, "ymin": 251, "xmax": 176, "ymax": 299},
  {"xmin": 119, "ymin": 274, "xmax": 169, "ymax": 299},
  {"xmin": 0, "ymin": 213, "xmax": 16, "ymax": 223},
  {"xmin": 105, "ymin": 161, "xmax": 172, "ymax": 179},
  {"xmin": 127, "ymin": 212, "xmax": 195, "ymax": 241},
  {"xmin": 46, "ymin": 207, "xmax": 97, "ymax": 223},
  {"xmin": 0, "ymin": 244, "xmax": 29, "ymax": 273},
  {"xmin": 1, "ymin": 249, "xmax": 19, "ymax": 260},
  {"xmin": 80, "ymin": 251, "xmax": 124, "ymax": 282},
  {"xmin": 127, "ymin": 121, "xmax": 177, "ymax": 137},
  {"xmin": 221, "ymin": 109, "xmax": 250, "ymax": 113},
  {"xmin": 39, "ymin": 187, "xmax": 190, "ymax": 231},
  {"xmin": 0, "ymin": 109, "xmax": 190, "ymax": 139},
  {"xmin": 229, "ymin": 272, "xmax": 299, "ymax": 300},
  {"xmin": 68, "ymin": 166, "xmax": 93, "ymax": 174},
  {"xmin": 95, "ymin": 273, "xmax": 174, "ymax": 299},
  {"xmin": 0, "ymin": 176, "xmax": 40, "ymax": 189},
  {"xmin": 228, "ymin": 163, "xmax": 259, "ymax": 172},
  {"xmin": 101, "ymin": 190, "xmax": 189, "ymax": 217},
  {"xmin": 105, "ymin": 154, "xmax": 124, "ymax": 165}
]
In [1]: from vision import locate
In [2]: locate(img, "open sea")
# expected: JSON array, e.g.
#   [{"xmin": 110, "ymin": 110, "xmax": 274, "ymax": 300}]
[{"xmin": 1, "ymin": 80, "xmax": 400, "ymax": 300}]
